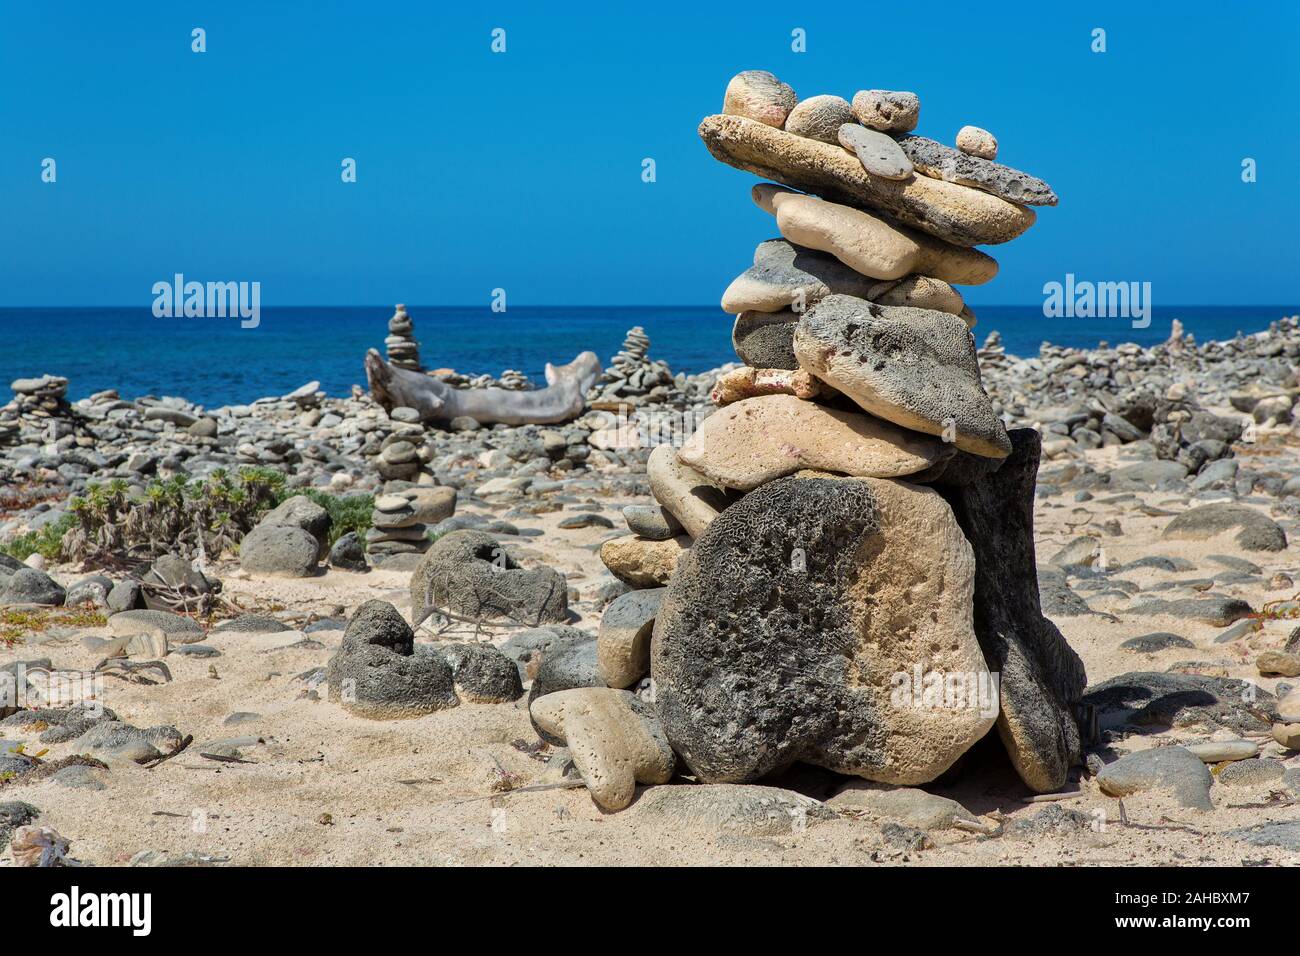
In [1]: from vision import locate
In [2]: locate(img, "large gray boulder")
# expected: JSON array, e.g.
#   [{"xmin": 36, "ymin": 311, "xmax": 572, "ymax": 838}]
[
  {"xmin": 1162, "ymin": 504, "xmax": 1287, "ymax": 552},
  {"xmin": 325, "ymin": 600, "xmax": 459, "ymax": 718},
  {"xmin": 794, "ymin": 295, "xmax": 1011, "ymax": 458},
  {"xmin": 0, "ymin": 568, "xmax": 65, "ymax": 606},
  {"xmin": 1096, "ymin": 746, "xmax": 1214, "ymax": 811},
  {"xmin": 238, "ymin": 524, "xmax": 321, "ymax": 577},
  {"xmin": 410, "ymin": 530, "xmax": 568, "ymax": 625},
  {"xmin": 651, "ymin": 474, "xmax": 993, "ymax": 785},
  {"xmin": 258, "ymin": 495, "xmax": 332, "ymax": 560},
  {"xmin": 939, "ymin": 428, "xmax": 1087, "ymax": 792}
]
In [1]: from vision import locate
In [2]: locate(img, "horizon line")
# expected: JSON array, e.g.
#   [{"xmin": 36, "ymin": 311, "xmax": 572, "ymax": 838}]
[{"xmin": 0, "ymin": 303, "xmax": 1297, "ymax": 311}]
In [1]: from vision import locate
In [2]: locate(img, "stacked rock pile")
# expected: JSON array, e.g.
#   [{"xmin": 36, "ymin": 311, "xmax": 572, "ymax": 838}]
[
  {"xmin": 589, "ymin": 326, "xmax": 675, "ymax": 408},
  {"xmin": 497, "ymin": 369, "xmax": 532, "ymax": 391},
  {"xmin": 534, "ymin": 71, "xmax": 1089, "ymax": 812},
  {"xmin": 3, "ymin": 376, "xmax": 74, "ymax": 445},
  {"xmin": 384, "ymin": 304, "xmax": 421, "ymax": 371},
  {"xmin": 366, "ymin": 484, "xmax": 456, "ymax": 568}
]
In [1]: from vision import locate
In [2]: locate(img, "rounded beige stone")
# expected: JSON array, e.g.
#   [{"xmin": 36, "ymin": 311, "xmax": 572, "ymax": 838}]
[
  {"xmin": 783, "ymin": 94, "xmax": 854, "ymax": 144},
  {"xmin": 868, "ymin": 275, "xmax": 964, "ymax": 315},
  {"xmin": 646, "ymin": 443, "xmax": 727, "ymax": 538},
  {"xmin": 599, "ymin": 534, "xmax": 691, "ymax": 587},
  {"xmin": 956, "ymin": 125, "xmax": 998, "ymax": 160},
  {"xmin": 676, "ymin": 394, "xmax": 951, "ymax": 490},
  {"xmin": 751, "ymin": 184, "xmax": 997, "ymax": 286},
  {"xmin": 765, "ymin": 189, "xmax": 918, "ymax": 280},
  {"xmin": 529, "ymin": 688, "xmax": 675, "ymax": 811},
  {"xmin": 722, "ymin": 70, "xmax": 797, "ymax": 128}
]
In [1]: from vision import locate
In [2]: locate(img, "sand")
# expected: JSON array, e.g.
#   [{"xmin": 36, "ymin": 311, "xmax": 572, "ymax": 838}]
[{"xmin": 6, "ymin": 441, "xmax": 1300, "ymax": 867}]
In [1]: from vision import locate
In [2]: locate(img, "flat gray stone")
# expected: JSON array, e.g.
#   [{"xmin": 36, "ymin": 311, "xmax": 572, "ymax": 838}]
[
  {"xmin": 1163, "ymin": 504, "xmax": 1287, "ymax": 552},
  {"xmin": 895, "ymin": 134, "xmax": 1058, "ymax": 205},
  {"xmin": 1082, "ymin": 671, "xmax": 1277, "ymax": 735},
  {"xmin": 722, "ymin": 239, "xmax": 877, "ymax": 315},
  {"xmin": 837, "ymin": 124, "xmax": 912, "ymax": 180},
  {"xmin": 622, "ymin": 504, "xmax": 683, "ymax": 541},
  {"xmin": 1120, "ymin": 632, "xmax": 1195, "ymax": 652},
  {"xmin": 634, "ymin": 784, "xmax": 837, "ymax": 836},
  {"xmin": 1096, "ymin": 747, "xmax": 1213, "ymax": 810}
]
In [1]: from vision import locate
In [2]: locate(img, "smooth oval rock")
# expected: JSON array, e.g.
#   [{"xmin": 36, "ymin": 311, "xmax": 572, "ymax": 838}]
[
  {"xmin": 677, "ymin": 394, "xmax": 952, "ymax": 490},
  {"xmin": 723, "ymin": 70, "xmax": 798, "ymax": 128},
  {"xmin": 838, "ymin": 123, "xmax": 912, "ymax": 180},
  {"xmin": 850, "ymin": 90, "xmax": 920, "ymax": 133},
  {"xmin": 956, "ymin": 125, "xmax": 998, "ymax": 160},
  {"xmin": 783, "ymin": 94, "xmax": 854, "ymax": 144}
]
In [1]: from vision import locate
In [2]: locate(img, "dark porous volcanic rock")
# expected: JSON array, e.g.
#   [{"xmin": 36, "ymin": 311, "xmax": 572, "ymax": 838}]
[
  {"xmin": 732, "ymin": 310, "xmax": 800, "ymax": 370},
  {"xmin": 325, "ymin": 600, "xmax": 459, "ymax": 719},
  {"xmin": 438, "ymin": 642, "xmax": 524, "ymax": 703},
  {"xmin": 894, "ymin": 134, "xmax": 1059, "ymax": 206},
  {"xmin": 328, "ymin": 531, "xmax": 369, "ymax": 571},
  {"xmin": 238, "ymin": 524, "xmax": 321, "ymax": 577},
  {"xmin": 794, "ymin": 295, "xmax": 1011, "ymax": 458},
  {"xmin": 410, "ymin": 529, "xmax": 568, "ymax": 625},
  {"xmin": 0, "ymin": 568, "xmax": 65, "ymax": 606},
  {"xmin": 939, "ymin": 428, "xmax": 1087, "ymax": 792},
  {"xmin": 651, "ymin": 474, "xmax": 992, "ymax": 785},
  {"xmin": 259, "ymin": 494, "xmax": 333, "ymax": 561}
]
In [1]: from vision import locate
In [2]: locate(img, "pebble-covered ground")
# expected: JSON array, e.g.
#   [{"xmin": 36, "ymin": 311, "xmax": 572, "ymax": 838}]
[{"xmin": 6, "ymin": 318, "xmax": 1300, "ymax": 866}]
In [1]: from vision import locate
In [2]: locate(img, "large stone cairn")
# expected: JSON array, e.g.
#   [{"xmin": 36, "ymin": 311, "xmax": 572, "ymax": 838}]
[
  {"xmin": 560, "ymin": 71, "xmax": 1087, "ymax": 810},
  {"xmin": 385, "ymin": 304, "xmax": 421, "ymax": 371}
]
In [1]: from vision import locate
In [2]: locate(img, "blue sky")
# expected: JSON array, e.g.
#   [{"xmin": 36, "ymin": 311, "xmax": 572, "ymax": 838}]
[{"xmin": 1, "ymin": 0, "xmax": 1296, "ymax": 307}]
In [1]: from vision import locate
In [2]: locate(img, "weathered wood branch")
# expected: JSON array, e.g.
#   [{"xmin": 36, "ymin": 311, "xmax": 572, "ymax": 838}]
[{"xmin": 364, "ymin": 348, "xmax": 601, "ymax": 426}]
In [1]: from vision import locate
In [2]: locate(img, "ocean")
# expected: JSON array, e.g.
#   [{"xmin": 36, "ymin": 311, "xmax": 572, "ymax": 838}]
[{"xmin": 1, "ymin": 305, "xmax": 1295, "ymax": 408}]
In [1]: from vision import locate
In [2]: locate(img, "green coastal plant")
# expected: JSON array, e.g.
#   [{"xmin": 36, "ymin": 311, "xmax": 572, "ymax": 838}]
[
  {"xmin": 0, "ymin": 512, "xmax": 77, "ymax": 562},
  {"xmin": 1, "ymin": 467, "xmax": 374, "ymax": 566},
  {"xmin": 276, "ymin": 488, "xmax": 373, "ymax": 546}
]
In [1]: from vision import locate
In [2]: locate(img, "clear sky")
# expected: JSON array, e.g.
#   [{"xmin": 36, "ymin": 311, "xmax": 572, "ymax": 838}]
[{"xmin": 1, "ymin": 0, "xmax": 1296, "ymax": 307}]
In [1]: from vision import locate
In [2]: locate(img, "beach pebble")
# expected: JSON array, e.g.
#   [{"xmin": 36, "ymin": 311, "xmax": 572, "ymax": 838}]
[
  {"xmin": 621, "ymin": 504, "xmax": 682, "ymax": 541},
  {"xmin": 837, "ymin": 124, "xmax": 912, "ymax": 180},
  {"xmin": 783, "ymin": 95, "xmax": 854, "ymax": 144},
  {"xmin": 850, "ymin": 90, "xmax": 920, "ymax": 133},
  {"xmin": 955, "ymin": 125, "xmax": 997, "ymax": 159},
  {"xmin": 723, "ymin": 70, "xmax": 797, "ymax": 127},
  {"xmin": 1184, "ymin": 739, "xmax": 1258, "ymax": 763}
]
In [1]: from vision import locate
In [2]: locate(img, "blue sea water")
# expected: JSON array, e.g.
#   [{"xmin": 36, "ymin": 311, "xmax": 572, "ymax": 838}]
[{"xmin": 0, "ymin": 305, "xmax": 1295, "ymax": 407}]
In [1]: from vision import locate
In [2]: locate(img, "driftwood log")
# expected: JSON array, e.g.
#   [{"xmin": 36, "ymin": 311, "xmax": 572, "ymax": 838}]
[{"xmin": 364, "ymin": 348, "xmax": 601, "ymax": 426}]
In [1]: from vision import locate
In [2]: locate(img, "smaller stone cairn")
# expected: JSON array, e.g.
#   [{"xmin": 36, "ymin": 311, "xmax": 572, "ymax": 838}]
[
  {"xmin": 384, "ymin": 304, "xmax": 421, "ymax": 371},
  {"xmin": 590, "ymin": 326, "xmax": 674, "ymax": 407},
  {"xmin": 3, "ymin": 375, "xmax": 75, "ymax": 446},
  {"xmin": 497, "ymin": 369, "xmax": 532, "ymax": 391}
]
